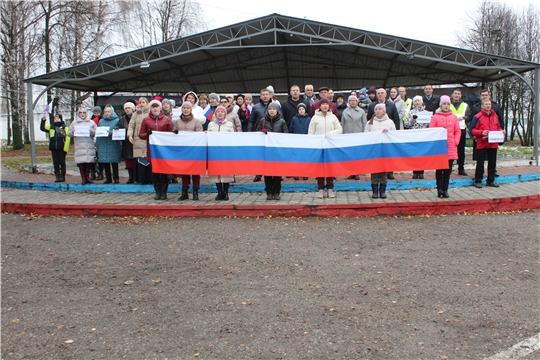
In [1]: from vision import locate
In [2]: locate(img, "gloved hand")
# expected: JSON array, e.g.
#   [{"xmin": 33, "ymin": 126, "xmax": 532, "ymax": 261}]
[
  {"xmin": 146, "ymin": 129, "xmax": 152, "ymax": 136},
  {"xmin": 261, "ymin": 129, "xmax": 268, "ymax": 134},
  {"xmin": 382, "ymin": 128, "xmax": 389, "ymax": 133},
  {"xmin": 173, "ymin": 129, "xmax": 178, "ymax": 134},
  {"xmin": 412, "ymin": 115, "xmax": 418, "ymax": 119}
]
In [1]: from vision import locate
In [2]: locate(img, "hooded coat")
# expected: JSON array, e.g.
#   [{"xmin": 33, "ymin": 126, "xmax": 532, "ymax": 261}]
[
  {"xmin": 127, "ymin": 106, "xmax": 150, "ymax": 158},
  {"xmin": 308, "ymin": 110, "xmax": 342, "ymax": 135},
  {"xmin": 67, "ymin": 112, "xmax": 96, "ymax": 163},
  {"xmin": 95, "ymin": 105, "xmax": 122, "ymax": 163}
]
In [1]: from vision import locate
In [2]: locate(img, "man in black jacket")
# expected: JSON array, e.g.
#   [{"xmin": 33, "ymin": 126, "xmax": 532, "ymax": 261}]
[
  {"xmin": 423, "ymin": 84, "xmax": 440, "ymax": 113},
  {"xmin": 367, "ymin": 88, "xmax": 401, "ymax": 179},
  {"xmin": 281, "ymin": 85, "xmax": 311, "ymax": 127}
]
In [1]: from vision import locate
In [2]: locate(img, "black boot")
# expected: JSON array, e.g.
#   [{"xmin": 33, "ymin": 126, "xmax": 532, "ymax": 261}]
[
  {"xmin": 443, "ymin": 170, "xmax": 451, "ymax": 198},
  {"xmin": 78, "ymin": 164, "xmax": 87, "ymax": 184},
  {"xmin": 178, "ymin": 189, "xmax": 189, "ymax": 201},
  {"xmin": 160, "ymin": 181, "xmax": 168, "ymax": 200},
  {"xmin": 371, "ymin": 184, "xmax": 379, "ymax": 199},
  {"xmin": 222, "ymin": 183, "xmax": 229, "ymax": 201},
  {"xmin": 192, "ymin": 190, "xmax": 199, "ymax": 201},
  {"xmin": 112, "ymin": 163, "xmax": 119, "ymax": 184},
  {"xmin": 126, "ymin": 168, "xmax": 134, "ymax": 184},
  {"xmin": 89, "ymin": 163, "xmax": 97, "ymax": 180},
  {"xmin": 104, "ymin": 165, "xmax": 112, "ymax": 184},
  {"xmin": 215, "ymin": 183, "xmax": 223, "ymax": 201},
  {"xmin": 435, "ymin": 170, "xmax": 443, "ymax": 197},
  {"xmin": 59, "ymin": 163, "xmax": 66, "ymax": 182},
  {"xmin": 153, "ymin": 182, "xmax": 161, "ymax": 200},
  {"xmin": 379, "ymin": 184, "xmax": 387, "ymax": 199},
  {"xmin": 54, "ymin": 164, "xmax": 61, "ymax": 182}
]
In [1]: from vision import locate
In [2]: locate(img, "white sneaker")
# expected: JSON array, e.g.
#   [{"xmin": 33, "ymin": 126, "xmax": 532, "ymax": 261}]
[
  {"xmin": 317, "ymin": 189, "xmax": 325, "ymax": 198},
  {"xmin": 327, "ymin": 189, "xmax": 335, "ymax": 198}
]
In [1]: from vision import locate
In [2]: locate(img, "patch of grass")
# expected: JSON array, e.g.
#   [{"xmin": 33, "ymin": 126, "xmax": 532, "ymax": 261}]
[
  {"xmin": 2, "ymin": 156, "xmax": 75, "ymax": 170},
  {"xmin": 464, "ymin": 139, "xmax": 533, "ymax": 157}
]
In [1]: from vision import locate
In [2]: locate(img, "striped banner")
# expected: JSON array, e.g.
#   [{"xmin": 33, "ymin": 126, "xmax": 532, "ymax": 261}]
[
  {"xmin": 149, "ymin": 131, "xmax": 207, "ymax": 174},
  {"xmin": 148, "ymin": 129, "xmax": 449, "ymax": 176}
]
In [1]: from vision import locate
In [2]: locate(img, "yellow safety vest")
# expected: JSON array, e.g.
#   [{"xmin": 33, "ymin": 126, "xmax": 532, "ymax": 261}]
[
  {"xmin": 402, "ymin": 98, "xmax": 412, "ymax": 120},
  {"xmin": 450, "ymin": 102, "xmax": 468, "ymax": 130}
]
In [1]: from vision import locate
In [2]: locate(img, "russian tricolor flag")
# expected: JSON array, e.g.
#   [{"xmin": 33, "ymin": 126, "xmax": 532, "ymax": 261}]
[
  {"xmin": 149, "ymin": 131, "xmax": 207, "ymax": 174},
  {"xmin": 264, "ymin": 133, "xmax": 324, "ymax": 177},
  {"xmin": 207, "ymin": 132, "xmax": 265, "ymax": 175},
  {"xmin": 204, "ymin": 106, "xmax": 213, "ymax": 121},
  {"xmin": 323, "ymin": 128, "xmax": 449, "ymax": 176}
]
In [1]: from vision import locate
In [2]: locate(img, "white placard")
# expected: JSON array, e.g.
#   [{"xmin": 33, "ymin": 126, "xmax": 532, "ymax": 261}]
[
  {"xmin": 112, "ymin": 128, "xmax": 126, "ymax": 141},
  {"xmin": 171, "ymin": 108, "xmax": 182, "ymax": 122},
  {"xmin": 459, "ymin": 119, "xmax": 466, "ymax": 129},
  {"xmin": 74, "ymin": 126, "xmax": 90, "ymax": 137},
  {"xmin": 95, "ymin": 126, "xmax": 110, "ymax": 137},
  {"xmin": 488, "ymin": 131, "xmax": 504, "ymax": 143},
  {"xmin": 416, "ymin": 111, "xmax": 433, "ymax": 124}
]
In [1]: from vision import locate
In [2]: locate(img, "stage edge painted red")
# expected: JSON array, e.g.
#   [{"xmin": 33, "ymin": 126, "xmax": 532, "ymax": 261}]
[{"xmin": 2, "ymin": 195, "xmax": 538, "ymax": 217}]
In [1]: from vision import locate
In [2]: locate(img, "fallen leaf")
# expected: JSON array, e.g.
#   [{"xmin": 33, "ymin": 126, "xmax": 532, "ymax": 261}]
[
  {"xmin": 65, "ymin": 340, "xmax": 74, "ymax": 344},
  {"xmin": 11, "ymin": 319, "xmax": 19, "ymax": 324},
  {"xmin": 124, "ymin": 280, "xmax": 134, "ymax": 285},
  {"xmin": 57, "ymin": 325, "xmax": 64, "ymax": 330}
]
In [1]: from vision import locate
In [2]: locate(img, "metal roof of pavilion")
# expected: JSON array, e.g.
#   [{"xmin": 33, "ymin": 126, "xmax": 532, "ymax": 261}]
[{"xmin": 25, "ymin": 13, "xmax": 540, "ymax": 94}]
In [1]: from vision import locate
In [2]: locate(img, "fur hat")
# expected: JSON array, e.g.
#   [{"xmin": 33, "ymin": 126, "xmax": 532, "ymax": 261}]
[{"xmin": 439, "ymin": 95, "xmax": 451, "ymax": 106}]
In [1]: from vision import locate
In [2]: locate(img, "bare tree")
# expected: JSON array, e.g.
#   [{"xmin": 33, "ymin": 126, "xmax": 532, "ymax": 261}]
[{"xmin": 118, "ymin": 0, "xmax": 207, "ymax": 48}]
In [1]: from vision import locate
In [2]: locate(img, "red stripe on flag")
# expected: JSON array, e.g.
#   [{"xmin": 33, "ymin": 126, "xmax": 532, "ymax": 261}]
[
  {"xmin": 151, "ymin": 159, "xmax": 207, "ymax": 175},
  {"xmin": 325, "ymin": 155, "xmax": 449, "ymax": 176},
  {"xmin": 208, "ymin": 160, "xmax": 265, "ymax": 176},
  {"xmin": 263, "ymin": 162, "xmax": 326, "ymax": 177}
]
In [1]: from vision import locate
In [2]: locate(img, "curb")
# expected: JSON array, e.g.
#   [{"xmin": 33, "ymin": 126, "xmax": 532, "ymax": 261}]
[{"xmin": 2, "ymin": 195, "xmax": 539, "ymax": 217}]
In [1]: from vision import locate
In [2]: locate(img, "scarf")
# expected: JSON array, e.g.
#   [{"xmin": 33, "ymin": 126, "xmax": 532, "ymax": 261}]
[{"xmin": 181, "ymin": 113, "xmax": 194, "ymax": 123}]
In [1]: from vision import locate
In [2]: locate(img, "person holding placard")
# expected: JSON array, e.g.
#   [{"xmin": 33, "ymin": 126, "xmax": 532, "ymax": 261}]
[
  {"xmin": 208, "ymin": 105, "xmax": 235, "ymax": 201},
  {"xmin": 404, "ymin": 95, "xmax": 430, "ymax": 179},
  {"xmin": 95, "ymin": 104, "xmax": 122, "ymax": 184},
  {"xmin": 470, "ymin": 99, "xmax": 505, "ymax": 188},
  {"xmin": 128, "ymin": 97, "xmax": 152, "ymax": 184},
  {"xmin": 67, "ymin": 107, "xmax": 97, "ymax": 184}
]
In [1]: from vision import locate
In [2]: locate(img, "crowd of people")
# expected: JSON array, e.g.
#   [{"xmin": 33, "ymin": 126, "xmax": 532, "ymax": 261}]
[{"xmin": 41, "ymin": 84, "xmax": 505, "ymax": 201}]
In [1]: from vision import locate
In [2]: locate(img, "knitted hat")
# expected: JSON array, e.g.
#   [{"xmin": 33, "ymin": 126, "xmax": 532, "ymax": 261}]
[
  {"xmin": 244, "ymin": 94, "xmax": 253, "ymax": 100},
  {"xmin": 360, "ymin": 88, "xmax": 368, "ymax": 97},
  {"xmin": 297, "ymin": 103, "xmax": 307, "ymax": 111},
  {"xmin": 215, "ymin": 105, "xmax": 227, "ymax": 116},
  {"xmin": 348, "ymin": 95, "xmax": 358, "ymax": 102},
  {"xmin": 367, "ymin": 86, "xmax": 377, "ymax": 95},
  {"xmin": 374, "ymin": 103, "xmax": 386, "ymax": 113},
  {"xmin": 175, "ymin": 101, "xmax": 183, "ymax": 107},
  {"xmin": 93, "ymin": 106, "xmax": 102, "ymax": 113},
  {"xmin": 235, "ymin": 94, "xmax": 245, "ymax": 100},
  {"xmin": 318, "ymin": 97, "xmax": 330, "ymax": 105},
  {"xmin": 148, "ymin": 100, "xmax": 162, "ymax": 108},
  {"xmin": 439, "ymin": 95, "xmax": 451, "ymax": 105},
  {"xmin": 161, "ymin": 98, "xmax": 173, "ymax": 107},
  {"xmin": 208, "ymin": 93, "xmax": 219, "ymax": 101},
  {"xmin": 267, "ymin": 85, "xmax": 275, "ymax": 94},
  {"xmin": 123, "ymin": 102, "xmax": 136, "ymax": 111},
  {"xmin": 181, "ymin": 101, "xmax": 193, "ymax": 109},
  {"xmin": 413, "ymin": 95, "xmax": 423, "ymax": 103},
  {"xmin": 267, "ymin": 102, "xmax": 280, "ymax": 111},
  {"xmin": 153, "ymin": 95, "xmax": 163, "ymax": 102}
]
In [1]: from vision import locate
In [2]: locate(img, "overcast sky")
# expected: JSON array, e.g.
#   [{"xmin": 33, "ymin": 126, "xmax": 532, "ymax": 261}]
[{"xmin": 199, "ymin": 0, "xmax": 535, "ymax": 47}]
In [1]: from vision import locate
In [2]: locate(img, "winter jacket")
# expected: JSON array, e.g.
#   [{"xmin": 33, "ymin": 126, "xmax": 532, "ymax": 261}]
[
  {"xmin": 237, "ymin": 104, "xmax": 250, "ymax": 132},
  {"xmin": 470, "ymin": 109, "xmax": 502, "ymax": 150},
  {"xmin": 423, "ymin": 94, "xmax": 440, "ymax": 113},
  {"xmin": 341, "ymin": 106, "xmax": 367, "ymax": 133},
  {"xmin": 280, "ymin": 96, "xmax": 310, "ymax": 127},
  {"xmin": 289, "ymin": 114, "xmax": 311, "ymax": 134},
  {"xmin": 336, "ymin": 102, "xmax": 347, "ymax": 121},
  {"xmin": 40, "ymin": 119, "xmax": 70, "ymax": 152},
  {"xmin": 472, "ymin": 101, "xmax": 504, "ymax": 129},
  {"xmin": 365, "ymin": 114, "xmax": 396, "ymax": 133},
  {"xmin": 429, "ymin": 110, "xmax": 461, "ymax": 160},
  {"xmin": 404, "ymin": 106, "xmax": 429, "ymax": 130},
  {"xmin": 310, "ymin": 99, "xmax": 339, "ymax": 118},
  {"xmin": 127, "ymin": 106, "xmax": 150, "ymax": 158},
  {"xmin": 182, "ymin": 91, "xmax": 206, "ymax": 124},
  {"xmin": 95, "ymin": 110, "xmax": 121, "ymax": 163},
  {"xmin": 248, "ymin": 100, "xmax": 271, "ymax": 132},
  {"xmin": 308, "ymin": 110, "xmax": 342, "ymax": 135},
  {"xmin": 367, "ymin": 101, "xmax": 401, "ymax": 130},
  {"xmin": 139, "ymin": 110, "xmax": 173, "ymax": 160},
  {"xmin": 119, "ymin": 113, "xmax": 134, "ymax": 160},
  {"xmin": 226, "ymin": 105, "xmax": 242, "ymax": 132},
  {"xmin": 207, "ymin": 118, "xmax": 235, "ymax": 183},
  {"xmin": 67, "ymin": 114, "xmax": 96, "ymax": 163},
  {"xmin": 172, "ymin": 113, "xmax": 204, "ymax": 133},
  {"xmin": 256, "ymin": 113, "xmax": 288, "ymax": 133}
]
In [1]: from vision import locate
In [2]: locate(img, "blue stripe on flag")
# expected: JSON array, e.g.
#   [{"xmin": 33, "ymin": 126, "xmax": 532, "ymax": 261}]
[
  {"xmin": 208, "ymin": 146, "xmax": 265, "ymax": 161},
  {"xmin": 150, "ymin": 144, "xmax": 206, "ymax": 161},
  {"xmin": 265, "ymin": 147, "xmax": 324, "ymax": 163}
]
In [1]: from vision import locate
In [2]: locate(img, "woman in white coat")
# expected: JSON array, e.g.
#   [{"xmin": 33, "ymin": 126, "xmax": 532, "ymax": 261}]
[{"xmin": 68, "ymin": 107, "xmax": 97, "ymax": 184}]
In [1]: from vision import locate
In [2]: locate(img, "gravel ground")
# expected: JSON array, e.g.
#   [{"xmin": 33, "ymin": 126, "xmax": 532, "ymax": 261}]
[{"xmin": 2, "ymin": 212, "xmax": 539, "ymax": 359}]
